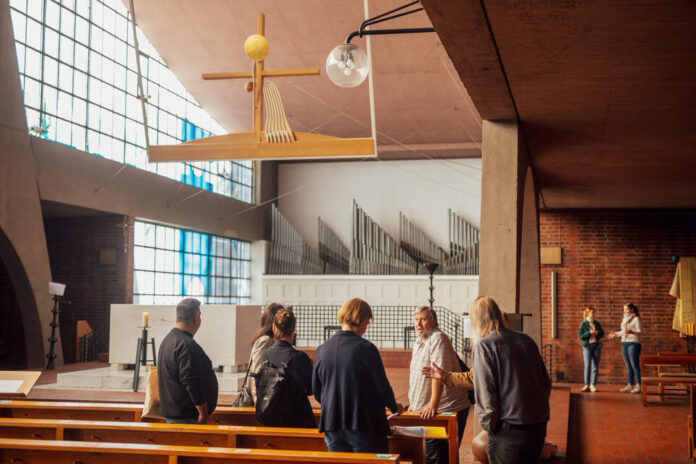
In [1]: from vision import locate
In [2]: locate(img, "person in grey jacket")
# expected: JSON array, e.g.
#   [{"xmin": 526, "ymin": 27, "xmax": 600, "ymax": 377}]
[{"xmin": 471, "ymin": 296, "xmax": 550, "ymax": 464}]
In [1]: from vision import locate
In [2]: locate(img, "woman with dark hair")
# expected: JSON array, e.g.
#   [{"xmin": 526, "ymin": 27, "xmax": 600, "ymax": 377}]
[
  {"xmin": 244, "ymin": 303, "xmax": 284, "ymax": 403},
  {"xmin": 256, "ymin": 308, "xmax": 315, "ymax": 427},
  {"xmin": 607, "ymin": 303, "xmax": 643, "ymax": 393}
]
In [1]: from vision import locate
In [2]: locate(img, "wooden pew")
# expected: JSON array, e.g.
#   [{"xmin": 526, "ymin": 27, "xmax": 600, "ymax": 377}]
[
  {"xmin": 0, "ymin": 438, "xmax": 400, "ymax": 463},
  {"xmin": 641, "ymin": 354, "xmax": 696, "ymax": 405},
  {"xmin": 0, "ymin": 400, "xmax": 459, "ymax": 463},
  {"xmin": 0, "ymin": 417, "xmax": 445, "ymax": 464},
  {"xmin": 689, "ymin": 386, "xmax": 696, "ymax": 462},
  {"xmin": 211, "ymin": 406, "xmax": 461, "ymax": 464}
]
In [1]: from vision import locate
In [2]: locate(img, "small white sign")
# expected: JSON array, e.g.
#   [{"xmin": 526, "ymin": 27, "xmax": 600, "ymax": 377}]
[{"xmin": 0, "ymin": 380, "xmax": 23, "ymax": 393}]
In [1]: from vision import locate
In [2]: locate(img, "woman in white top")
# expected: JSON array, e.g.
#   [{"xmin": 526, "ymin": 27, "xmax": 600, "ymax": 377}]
[
  {"xmin": 245, "ymin": 303, "xmax": 285, "ymax": 402},
  {"xmin": 607, "ymin": 303, "xmax": 643, "ymax": 393}
]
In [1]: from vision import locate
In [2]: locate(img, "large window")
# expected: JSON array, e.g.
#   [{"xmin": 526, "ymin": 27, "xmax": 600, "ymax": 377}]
[
  {"xmin": 133, "ymin": 221, "xmax": 251, "ymax": 305},
  {"xmin": 9, "ymin": 0, "xmax": 253, "ymax": 202}
]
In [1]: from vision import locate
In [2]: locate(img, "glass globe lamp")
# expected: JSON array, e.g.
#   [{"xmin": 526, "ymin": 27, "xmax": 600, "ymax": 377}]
[{"xmin": 326, "ymin": 43, "xmax": 370, "ymax": 87}]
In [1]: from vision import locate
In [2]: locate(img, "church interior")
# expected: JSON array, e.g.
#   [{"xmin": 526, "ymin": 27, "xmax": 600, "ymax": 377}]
[{"xmin": 1, "ymin": 0, "xmax": 695, "ymax": 463}]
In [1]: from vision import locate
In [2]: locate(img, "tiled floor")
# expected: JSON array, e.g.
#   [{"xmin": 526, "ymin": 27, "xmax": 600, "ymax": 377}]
[{"xmin": 564, "ymin": 383, "xmax": 690, "ymax": 464}]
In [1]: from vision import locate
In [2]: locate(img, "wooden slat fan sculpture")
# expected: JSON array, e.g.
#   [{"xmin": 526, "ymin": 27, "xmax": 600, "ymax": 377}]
[{"xmin": 148, "ymin": 13, "xmax": 376, "ymax": 162}]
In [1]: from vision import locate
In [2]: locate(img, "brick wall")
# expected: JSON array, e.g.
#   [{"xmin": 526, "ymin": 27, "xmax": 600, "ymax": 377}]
[
  {"xmin": 44, "ymin": 215, "xmax": 132, "ymax": 362},
  {"xmin": 540, "ymin": 209, "xmax": 696, "ymax": 384},
  {"xmin": 0, "ymin": 257, "xmax": 26, "ymax": 369}
]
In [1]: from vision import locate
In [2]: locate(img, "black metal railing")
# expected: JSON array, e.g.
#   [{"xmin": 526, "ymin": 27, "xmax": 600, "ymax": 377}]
[{"xmin": 291, "ymin": 304, "xmax": 467, "ymax": 354}]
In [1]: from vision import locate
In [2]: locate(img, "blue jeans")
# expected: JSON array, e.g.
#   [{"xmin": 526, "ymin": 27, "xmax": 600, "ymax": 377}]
[
  {"xmin": 622, "ymin": 342, "xmax": 642, "ymax": 385},
  {"xmin": 324, "ymin": 429, "xmax": 389, "ymax": 453},
  {"xmin": 166, "ymin": 417, "xmax": 198, "ymax": 424},
  {"xmin": 583, "ymin": 343, "xmax": 601, "ymax": 385}
]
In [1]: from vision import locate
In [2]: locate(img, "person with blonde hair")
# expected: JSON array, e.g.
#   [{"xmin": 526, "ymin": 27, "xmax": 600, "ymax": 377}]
[
  {"xmin": 470, "ymin": 296, "xmax": 550, "ymax": 464},
  {"xmin": 312, "ymin": 298, "xmax": 402, "ymax": 453},
  {"xmin": 578, "ymin": 306, "xmax": 604, "ymax": 392}
]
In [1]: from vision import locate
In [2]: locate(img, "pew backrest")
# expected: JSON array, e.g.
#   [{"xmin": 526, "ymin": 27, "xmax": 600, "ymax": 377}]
[
  {"xmin": 0, "ymin": 417, "xmax": 445, "ymax": 464},
  {"xmin": 0, "ymin": 438, "xmax": 401, "ymax": 463}
]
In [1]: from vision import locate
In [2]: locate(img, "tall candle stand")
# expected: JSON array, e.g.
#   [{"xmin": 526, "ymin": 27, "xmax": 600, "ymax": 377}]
[{"xmin": 133, "ymin": 324, "xmax": 157, "ymax": 391}]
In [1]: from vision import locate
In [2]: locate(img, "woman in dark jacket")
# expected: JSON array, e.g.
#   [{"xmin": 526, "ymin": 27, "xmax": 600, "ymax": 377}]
[
  {"xmin": 256, "ymin": 308, "xmax": 315, "ymax": 428},
  {"xmin": 312, "ymin": 298, "xmax": 402, "ymax": 453},
  {"xmin": 578, "ymin": 306, "xmax": 604, "ymax": 392}
]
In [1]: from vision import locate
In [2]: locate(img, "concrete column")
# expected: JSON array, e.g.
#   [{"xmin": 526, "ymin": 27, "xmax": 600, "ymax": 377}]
[
  {"xmin": 478, "ymin": 120, "xmax": 529, "ymax": 313},
  {"xmin": 0, "ymin": 0, "xmax": 58, "ymax": 367},
  {"xmin": 478, "ymin": 121, "xmax": 541, "ymax": 345}
]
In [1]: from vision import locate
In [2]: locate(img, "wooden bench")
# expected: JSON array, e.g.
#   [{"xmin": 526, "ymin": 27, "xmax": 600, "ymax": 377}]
[
  {"xmin": 0, "ymin": 417, "xmax": 445, "ymax": 464},
  {"xmin": 689, "ymin": 386, "xmax": 695, "ymax": 462},
  {"xmin": 212, "ymin": 406, "xmax": 461, "ymax": 464},
  {"xmin": 641, "ymin": 376, "xmax": 696, "ymax": 406},
  {"xmin": 641, "ymin": 354, "xmax": 696, "ymax": 405},
  {"xmin": 0, "ymin": 438, "xmax": 400, "ymax": 463},
  {"xmin": 0, "ymin": 401, "xmax": 459, "ymax": 463}
]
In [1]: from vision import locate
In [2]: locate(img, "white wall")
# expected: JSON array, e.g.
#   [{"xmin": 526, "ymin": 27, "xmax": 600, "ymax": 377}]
[
  {"xmin": 263, "ymin": 274, "xmax": 479, "ymax": 315},
  {"xmin": 277, "ymin": 159, "xmax": 481, "ymax": 254}
]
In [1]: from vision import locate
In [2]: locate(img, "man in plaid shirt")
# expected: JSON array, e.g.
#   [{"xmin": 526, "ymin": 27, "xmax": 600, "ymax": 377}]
[{"xmin": 408, "ymin": 306, "xmax": 470, "ymax": 464}]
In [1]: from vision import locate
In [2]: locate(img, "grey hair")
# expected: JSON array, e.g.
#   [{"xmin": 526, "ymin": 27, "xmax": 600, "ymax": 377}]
[
  {"xmin": 176, "ymin": 298, "xmax": 201, "ymax": 322},
  {"xmin": 414, "ymin": 306, "xmax": 439, "ymax": 326}
]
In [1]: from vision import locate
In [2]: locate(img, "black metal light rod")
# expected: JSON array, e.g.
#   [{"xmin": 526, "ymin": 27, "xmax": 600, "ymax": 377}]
[
  {"xmin": 346, "ymin": 27, "xmax": 435, "ymax": 44},
  {"xmin": 359, "ymin": 0, "xmax": 421, "ymax": 32},
  {"xmin": 360, "ymin": 7, "xmax": 425, "ymax": 33}
]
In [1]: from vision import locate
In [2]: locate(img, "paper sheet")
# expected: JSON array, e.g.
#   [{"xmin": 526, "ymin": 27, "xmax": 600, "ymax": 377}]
[
  {"xmin": 0, "ymin": 380, "xmax": 23, "ymax": 393},
  {"xmin": 392, "ymin": 426, "xmax": 427, "ymax": 437}
]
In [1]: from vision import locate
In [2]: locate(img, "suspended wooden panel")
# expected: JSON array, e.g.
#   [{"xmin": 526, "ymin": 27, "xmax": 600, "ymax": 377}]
[{"xmin": 148, "ymin": 132, "xmax": 375, "ymax": 162}]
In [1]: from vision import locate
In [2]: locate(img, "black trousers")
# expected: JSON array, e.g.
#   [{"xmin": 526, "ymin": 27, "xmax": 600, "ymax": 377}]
[
  {"xmin": 487, "ymin": 421, "xmax": 547, "ymax": 464},
  {"xmin": 425, "ymin": 407, "xmax": 469, "ymax": 464}
]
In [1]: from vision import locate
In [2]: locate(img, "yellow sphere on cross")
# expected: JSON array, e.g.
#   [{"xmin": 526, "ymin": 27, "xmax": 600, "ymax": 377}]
[{"xmin": 244, "ymin": 34, "xmax": 269, "ymax": 61}]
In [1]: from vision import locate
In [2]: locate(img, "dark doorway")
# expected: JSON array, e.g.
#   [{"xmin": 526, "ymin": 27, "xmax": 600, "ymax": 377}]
[{"xmin": 0, "ymin": 252, "xmax": 27, "ymax": 369}]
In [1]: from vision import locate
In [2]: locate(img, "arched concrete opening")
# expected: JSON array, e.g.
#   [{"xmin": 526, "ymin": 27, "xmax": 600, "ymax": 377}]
[
  {"xmin": 0, "ymin": 226, "xmax": 44, "ymax": 369},
  {"xmin": 519, "ymin": 165, "xmax": 542, "ymax": 346}
]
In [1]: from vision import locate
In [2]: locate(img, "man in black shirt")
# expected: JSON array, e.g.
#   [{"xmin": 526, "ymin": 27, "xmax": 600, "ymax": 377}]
[{"xmin": 158, "ymin": 298, "xmax": 218, "ymax": 424}]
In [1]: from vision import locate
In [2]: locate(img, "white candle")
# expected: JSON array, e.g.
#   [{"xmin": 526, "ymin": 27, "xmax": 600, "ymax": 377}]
[{"xmin": 142, "ymin": 312, "xmax": 149, "ymax": 327}]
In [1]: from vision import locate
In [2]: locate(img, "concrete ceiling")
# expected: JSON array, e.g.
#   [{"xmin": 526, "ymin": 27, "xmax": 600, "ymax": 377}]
[
  {"xmin": 423, "ymin": 0, "xmax": 696, "ymax": 208},
  {"xmin": 127, "ymin": 0, "xmax": 482, "ymax": 161}
]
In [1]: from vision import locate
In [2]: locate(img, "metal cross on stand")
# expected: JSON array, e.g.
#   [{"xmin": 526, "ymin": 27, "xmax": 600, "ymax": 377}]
[{"xmin": 201, "ymin": 13, "xmax": 320, "ymax": 142}]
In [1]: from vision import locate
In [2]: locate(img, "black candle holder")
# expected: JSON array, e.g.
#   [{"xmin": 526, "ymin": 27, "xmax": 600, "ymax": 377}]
[
  {"xmin": 133, "ymin": 325, "xmax": 157, "ymax": 391},
  {"xmin": 424, "ymin": 262, "xmax": 439, "ymax": 309},
  {"xmin": 45, "ymin": 295, "xmax": 61, "ymax": 370}
]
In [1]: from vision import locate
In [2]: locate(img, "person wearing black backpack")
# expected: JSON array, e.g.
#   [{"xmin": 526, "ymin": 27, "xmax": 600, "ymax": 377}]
[{"xmin": 254, "ymin": 308, "xmax": 315, "ymax": 428}]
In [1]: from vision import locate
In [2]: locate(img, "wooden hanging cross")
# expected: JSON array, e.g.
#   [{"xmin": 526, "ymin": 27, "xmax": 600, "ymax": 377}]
[{"xmin": 201, "ymin": 13, "xmax": 319, "ymax": 141}]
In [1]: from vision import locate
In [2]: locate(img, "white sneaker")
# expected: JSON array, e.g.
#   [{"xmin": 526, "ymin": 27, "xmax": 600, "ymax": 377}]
[
  {"xmin": 630, "ymin": 385, "xmax": 641, "ymax": 394},
  {"xmin": 620, "ymin": 384, "xmax": 634, "ymax": 392},
  {"xmin": 580, "ymin": 385, "xmax": 590, "ymax": 392},
  {"xmin": 589, "ymin": 385, "xmax": 597, "ymax": 392}
]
